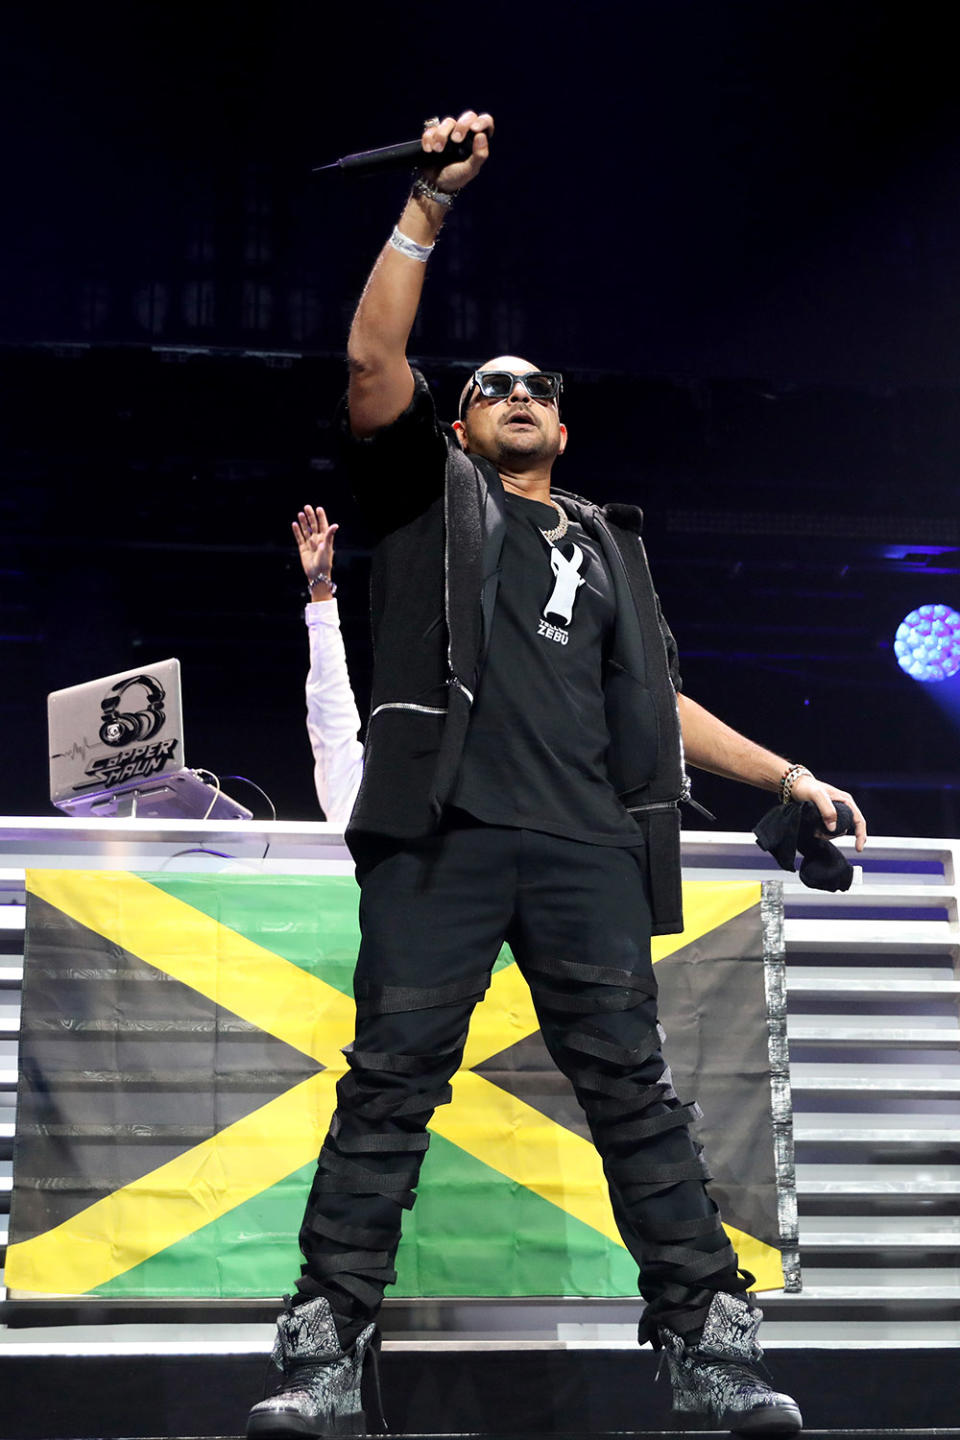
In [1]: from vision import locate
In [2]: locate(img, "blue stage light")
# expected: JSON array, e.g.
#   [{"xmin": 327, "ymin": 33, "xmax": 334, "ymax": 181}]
[{"xmin": 894, "ymin": 604, "xmax": 960, "ymax": 683}]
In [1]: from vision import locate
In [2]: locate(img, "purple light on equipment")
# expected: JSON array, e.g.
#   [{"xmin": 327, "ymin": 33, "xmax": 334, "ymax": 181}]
[{"xmin": 894, "ymin": 603, "xmax": 960, "ymax": 683}]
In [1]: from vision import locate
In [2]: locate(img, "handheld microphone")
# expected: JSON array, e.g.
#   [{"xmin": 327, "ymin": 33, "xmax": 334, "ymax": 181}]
[{"xmin": 312, "ymin": 133, "xmax": 482, "ymax": 175}]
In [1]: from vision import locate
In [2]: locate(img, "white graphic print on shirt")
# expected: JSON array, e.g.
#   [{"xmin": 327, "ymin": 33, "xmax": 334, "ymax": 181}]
[{"xmin": 539, "ymin": 541, "xmax": 587, "ymax": 644}]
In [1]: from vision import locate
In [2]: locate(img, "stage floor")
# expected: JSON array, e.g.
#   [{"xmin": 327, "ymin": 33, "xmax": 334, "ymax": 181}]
[
  {"xmin": 24, "ymin": 1431, "xmax": 960, "ymax": 1440},
  {"xmin": 0, "ymin": 1342, "xmax": 956, "ymax": 1440}
]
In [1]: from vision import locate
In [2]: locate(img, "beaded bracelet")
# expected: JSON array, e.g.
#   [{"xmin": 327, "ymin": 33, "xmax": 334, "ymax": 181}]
[
  {"xmin": 308, "ymin": 571, "xmax": 337, "ymax": 597},
  {"xmin": 412, "ymin": 176, "xmax": 456, "ymax": 208},
  {"xmin": 779, "ymin": 763, "xmax": 811, "ymax": 805}
]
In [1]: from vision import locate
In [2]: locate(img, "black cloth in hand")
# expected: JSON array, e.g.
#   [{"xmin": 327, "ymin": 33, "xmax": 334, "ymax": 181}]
[{"xmin": 753, "ymin": 799, "xmax": 856, "ymax": 892}]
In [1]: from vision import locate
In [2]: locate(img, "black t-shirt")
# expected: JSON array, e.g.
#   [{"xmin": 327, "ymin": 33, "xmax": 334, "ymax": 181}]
[
  {"xmin": 340, "ymin": 374, "xmax": 682, "ymax": 843},
  {"xmin": 450, "ymin": 492, "xmax": 643, "ymax": 846}
]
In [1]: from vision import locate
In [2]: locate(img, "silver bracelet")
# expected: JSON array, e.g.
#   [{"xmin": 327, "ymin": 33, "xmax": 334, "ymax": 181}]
[
  {"xmin": 779, "ymin": 763, "xmax": 811, "ymax": 805},
  {"xmin": 388, "ymin": 225, "xmax": 434, "ymax": 263},
  {"xmin": 308, "ymin": 571, "xmax": 337, "ymax": 597},
  {"xmin": 412, "ymin": 176, "xmax": 456, "ymax": 209}
]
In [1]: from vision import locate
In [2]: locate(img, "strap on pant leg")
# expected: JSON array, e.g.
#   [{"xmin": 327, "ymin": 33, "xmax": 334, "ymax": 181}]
[
  {"xmin": 520, "ymin": 913, "xmax": 751, "ymax": 1349},
  {"xmin": 355, "ymin": 973, "xmax": 490, "ymax": 1019},
  {"xmin": 306, "ymin": 1214, "xmax": 397, "ymax": 1250},
  {"xmin": 521, "ymin": 952, "xmax": 658, "ymax": 997},
  {"xmin": 336, "ymin": 1071, "xmax": 453, "ymax": 1119},
  {"xmin": 551, "ymin": 1013, "xmax": 747, "ymax": 1341},
  {"xmin": 561, "ymin": 1022, "xmax": 666, "ymax": 1069},
  {"xmin": 297, "ymin": 978, "xmax": 488, "ymax": 1334}
]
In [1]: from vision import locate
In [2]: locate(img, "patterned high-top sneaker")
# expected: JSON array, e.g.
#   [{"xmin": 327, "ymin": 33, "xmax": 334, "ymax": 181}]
[
  {"xmin": 246, "ymin": 1295, "xmax": 378, "ymax": 1437},
  {"xmin": 658, "ymin": 1291, "xmax": 802, "ymax": 1436}
]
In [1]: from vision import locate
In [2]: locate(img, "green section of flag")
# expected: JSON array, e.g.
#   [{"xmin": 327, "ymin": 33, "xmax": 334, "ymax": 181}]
[
  {"xmin": 93, "ymin": 1130, "xmax": 634, "ymax": 1299},
  {"xmin": 149, "ymin": 873, "xmax": 361, "ymax": 998}
]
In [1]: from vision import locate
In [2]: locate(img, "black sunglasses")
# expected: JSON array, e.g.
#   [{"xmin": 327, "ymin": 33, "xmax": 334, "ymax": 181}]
[{"xmin": 459, "ymin": 370, "xmax": 563, "ymax": 420}]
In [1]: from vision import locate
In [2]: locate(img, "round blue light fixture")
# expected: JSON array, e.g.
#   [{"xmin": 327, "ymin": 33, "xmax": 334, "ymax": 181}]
[{"xmin": 895, "ymin": 603, "xmax": 960, "ymax": 683}]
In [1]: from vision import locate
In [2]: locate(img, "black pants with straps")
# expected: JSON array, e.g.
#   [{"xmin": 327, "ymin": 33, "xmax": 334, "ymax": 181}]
[{"xmin": 296, "ymin": 816, "xmax": 749, "ymax": 1346}]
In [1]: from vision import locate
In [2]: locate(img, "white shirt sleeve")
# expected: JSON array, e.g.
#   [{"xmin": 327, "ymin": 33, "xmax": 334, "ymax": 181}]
[{"xmin": 304, "ymin": 600, "xmax": 364, "ymax": 826}]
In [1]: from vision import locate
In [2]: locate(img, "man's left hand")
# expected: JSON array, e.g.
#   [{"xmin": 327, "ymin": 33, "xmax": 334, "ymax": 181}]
[{"xmin": 790, "ymin": 773, "xmax": 867, "ymax": 852}]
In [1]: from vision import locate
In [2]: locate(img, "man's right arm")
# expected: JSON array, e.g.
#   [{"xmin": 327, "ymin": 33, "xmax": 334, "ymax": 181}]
[{"xmin": 347, "ymin": 109, "xmax": 493, "ymax": 438}]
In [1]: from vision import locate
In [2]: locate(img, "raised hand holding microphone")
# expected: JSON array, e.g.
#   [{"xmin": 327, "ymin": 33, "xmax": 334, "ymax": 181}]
[
  {"xmin": 347, "ymin": 109, "xmax": 494, "ymax": 439},
  {"xmin": 393, "ymin": 109, "xmax": 495, "ymax": 243}
]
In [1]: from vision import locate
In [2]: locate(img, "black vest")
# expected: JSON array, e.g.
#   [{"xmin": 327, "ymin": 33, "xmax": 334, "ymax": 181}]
[{"xmin": 346, "ymin": 430, "xmax": 687, "ymax": 934}]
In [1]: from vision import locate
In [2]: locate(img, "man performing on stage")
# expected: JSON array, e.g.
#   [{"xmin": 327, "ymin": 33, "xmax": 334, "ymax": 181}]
[{"xmin": 248, "ymin": 111, "xmax": 866, "ymax": 1439}]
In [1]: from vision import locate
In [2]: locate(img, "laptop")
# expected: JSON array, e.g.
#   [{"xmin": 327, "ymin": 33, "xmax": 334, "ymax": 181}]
[{"xmin": 48, "ymin": 658, "xmax": 253, "ymax": 820}]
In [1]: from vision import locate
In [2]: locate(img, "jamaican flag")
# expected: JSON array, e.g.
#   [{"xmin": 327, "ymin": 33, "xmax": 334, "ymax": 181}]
[{"xmin": 7, "ymin": 871, "xmax": 797, "ymax": 1299}]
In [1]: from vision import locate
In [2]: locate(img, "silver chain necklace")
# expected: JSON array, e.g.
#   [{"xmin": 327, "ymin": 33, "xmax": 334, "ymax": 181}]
[{"xmin": 539, "ymin": 499, "xmax": 568, "ymax": 544}]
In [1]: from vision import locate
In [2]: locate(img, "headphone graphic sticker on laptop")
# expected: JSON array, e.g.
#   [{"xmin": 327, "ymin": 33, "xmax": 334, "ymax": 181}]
[{"xmin": 98, "ymin": 673, "xmax": 167, "ymax": 747}]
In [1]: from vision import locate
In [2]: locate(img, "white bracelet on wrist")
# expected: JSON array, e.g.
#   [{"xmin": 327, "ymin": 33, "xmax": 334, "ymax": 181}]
[{"xmin": 388, "ymin": 225, "xmax": 434, "ymax": 263}]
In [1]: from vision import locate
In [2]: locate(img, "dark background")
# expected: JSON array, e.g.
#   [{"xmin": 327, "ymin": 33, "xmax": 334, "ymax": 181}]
[{"xmin": 3, "ymin": 1, "xmax": 959, "ymax": 835}]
